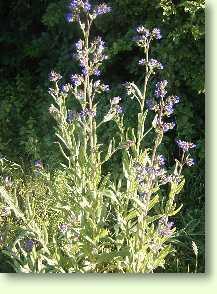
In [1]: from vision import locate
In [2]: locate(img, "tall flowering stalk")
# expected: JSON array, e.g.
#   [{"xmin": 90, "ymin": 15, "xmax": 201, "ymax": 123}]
[{"xmin": 47, "ymin": 1, "xmax": 196, "ymax": 272}]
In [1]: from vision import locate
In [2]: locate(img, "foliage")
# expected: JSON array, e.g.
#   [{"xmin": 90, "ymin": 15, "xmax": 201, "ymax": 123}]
[{"xmin": 0, "ymin": 0, "xmax": 204, "ymax": 272}]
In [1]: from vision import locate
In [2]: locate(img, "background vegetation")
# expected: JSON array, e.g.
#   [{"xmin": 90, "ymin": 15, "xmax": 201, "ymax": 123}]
[{"xmin": 0, "ymin": 0, "xmax": 205, "ymax": 272}]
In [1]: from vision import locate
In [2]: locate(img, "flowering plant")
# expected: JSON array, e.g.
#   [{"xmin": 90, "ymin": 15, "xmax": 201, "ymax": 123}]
[{"xmin": 0, "ymin": 0, "xmax": 196, "ymax": 273}]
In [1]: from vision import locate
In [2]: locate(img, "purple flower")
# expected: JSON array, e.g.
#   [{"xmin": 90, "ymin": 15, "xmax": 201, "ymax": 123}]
[
  {"xmin": 157, "ymin": 155, "xmax": 166, "ymax": 166},
  {"xmin": 94, "ymin": 69, "xmax": 101, "ymax": 76},
  {"xmin": 88, "ymin": 109, "xmax": 96, "ymax": 117},
  {"xmin": 138, "ymin": 59, "xmax": 146, "ymax": 65},
  {"xmin": 136, "ymin": 26, "xmax": 150, "ymax": 37},
  {"xmin": 75, "ymin": 39, "xmax": 83, "ymax": 50},
  {"xmin": 79, "ymin": 108, "xmax": 96, "ymax": 119},
  {"xmin": 162, "ymin": 122, "xmax": 176, "ymax": 133},
  {"xmin": 152, "ymin": 28, "xmax": 162, "ymax": 40},
  {"xmin": 82, "ymin": 67, "xmax": 88, "ymax": 76},
  {"xmin": 158, "ymin": 217, "xmax": 174, "ymax": 237},
  {"xmin": 65, "ymin": 12, "xmax": 74, "ymax": 23},
  {"xmin": 71, "ymin": 74, "xmax": 82, "ymax": 86},
  {"xmin": 155, "ymin": 80, "xmax": 168, "ymax": 99},
  {"xmin": 186, "ymin": 157, "xmax": 195, "ymax": 167},
  {"xmin": 94, "ymin": 3, "xmax": 111, "ymax": 15},
  {"xmin": 148, "ymin": 59, "xmax": 163, "ymax": 70},
  {"xmin": 164, "ymin": 102, "xmax": 174, "ymax": 116},
  {"xmin": 69, "ymin": 0, "xmax": 79, "ymax": 10},
  {"xmin": 61, "ymin": 84, "xmax": 70, "ymax": 93},
  {"xmin": 174, "ymin": 96, "xmax": 180, "ymax": 104},
  {"xmin": 96, "ymin": 37, "xmax": 105, "ymax": 52},
  {"xmin": 115, "ymin": 105, "xmax": 123, "ymax": 114},
  {"xmin": 84, "ymin": 1, "xmax": 91, "ymax": 12},
  {"xmin": 24, "ymin": 239, "xmax": 34, "ymax": 252},
  {"xmin": 48, "ymin": 70, "xmax": 62, "ymax": 82},
  {"xmin": 176, "ymin": 139, "xmax": 196, "ymax": 152}
]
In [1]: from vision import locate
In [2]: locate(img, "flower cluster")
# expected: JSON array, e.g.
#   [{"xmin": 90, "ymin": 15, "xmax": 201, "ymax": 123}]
[
  {"xmin": 176, "ymin": 139, "xmax": 196, "ymax": 152},
  {"xmin": 66, "ymin": 0, "xmax": 92, "ymax": 22},
  {"xmin": 93, "ymin": 80, "xmax": 110, "ymax": 93},
  {"xmin": 80, "ymin": 108, "xmax": 96, "ymax": 118},
  {"xmin": 138, "ymin": 58, "xmax": 163, "ymax": 70},
  {"xmin": 146, "ymin": 81, "xmax": 181, "ymax": 133},
  {"xmin": 152, "ymin": 115, "xmax": 176, "ymax": 133},
  {"xmin": 73, "ymin": 37, "xmax": 107, "ymax": 77},
  {"xmin": 155, "ymin": 80, "xmax": 168, "ymax": 99},
  {"xmin": 71, "ymin": 74, "xmax": 83, "ymax": 86},
  {"xmin": 23, "ymin": 239, "xmax": 35, "ymax": 252},
  {"xmin": 133, "ymin": 161, "xmax": 166, "ymax": 186},
  {"xmin": 48, "ymin": 70, "xmax": 62, "ymax": 82},
  {"xmin": 135, "ymin": 26, "xmax": 162, "ymax": 48},
  {"xmin": 158, "ymin": 217, "xmax": 174, "ymax": 237},
  {"xmin": 66, "ymin": 1, "xmax": 111, "ymax": 23},
  {"xmin": 186, "ymin": 157, "xmax": 195, "ymax": 167},
  {"xmin": 93, "ymin": 3, "xmax": 111, "ymax": 16},
  {"xmin": 175, "ymin": 140, "xmax": 196, "ymax": 168}
]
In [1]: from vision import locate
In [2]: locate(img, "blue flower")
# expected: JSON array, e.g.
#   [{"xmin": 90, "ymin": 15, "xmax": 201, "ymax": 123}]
[
  {"xmin": 152, "ymin": 28, "xmax": 162, "ymax": 40},
  {"xmin": 157, "ymin": 155, "xmax": 166, "ymax": 166},
  {"xmin": 94, "ymin": 69, "xmax": 101, "ymax": 76},
  {"xmin": 138, "ymin": 59, "xmax": 146, "ymax": 65},
  {"xmin": 94, "ymin": 3, "xmax": 111, "ymax": 15},
  {"xmin": 71, "ymin": 74, "xmax": 82, "ymax": 86},
  {"xmin": 84, "ymin": 1, "xmax": 91, "ymax": 12},
  {"xmin": 75, "ymin": 39, "xmax": 83, "ymax": 50},
  {"xmin": 82, "ymin": 67, "xmax": 88, "ymax": 76},
  {"xmin": 162, "ymin": 122, "xmax": 176, "ymax": 133},
  {"xmin": 24, "ymin": 239, "xmax": 34, "ymax": 252},
  {"xmin": 158, "ymin": 217, "xmax": 174, "ymax": 237},
  {"xmin": 115, "ymin": 105, "xmax": 123, "ymax": 114},
  {"xmin": 48, "ymin": 70, "xmax": 62, "ymax": 82},
  {"xmin": 148, "ymin": 59, "xmax": 163, "ymax": 70},
  {"xmin": 61, "ymin": 84, "xmax": 70, "ymax": 93},
  {"xmin": 186, "ymin": 157, "xmax": 195, "ymax": 167},
  {"xmin": 69, "ymin": 0, "xmax": 79, "ymax": 10},
  {"xmin": 176, "ymin": 139, "xmax": 196, "ymax": 152},
  {"xmin": 155, "ymin": 80, "xmax": 168, "ymax": 99},
  {"xmin": 174, "ymin": 96, "xmax": 180, "ymax": 104},
  {"xmin": 136, "ymin": 26, "xmax": 150, "ymax": 37},
  {"xmin": 65, "ymin": 12, "xmax": 74, "ymax": 23},
  {"xmin": 164, "ymin": 102, "xmax": 174, "ymax": 116}
]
